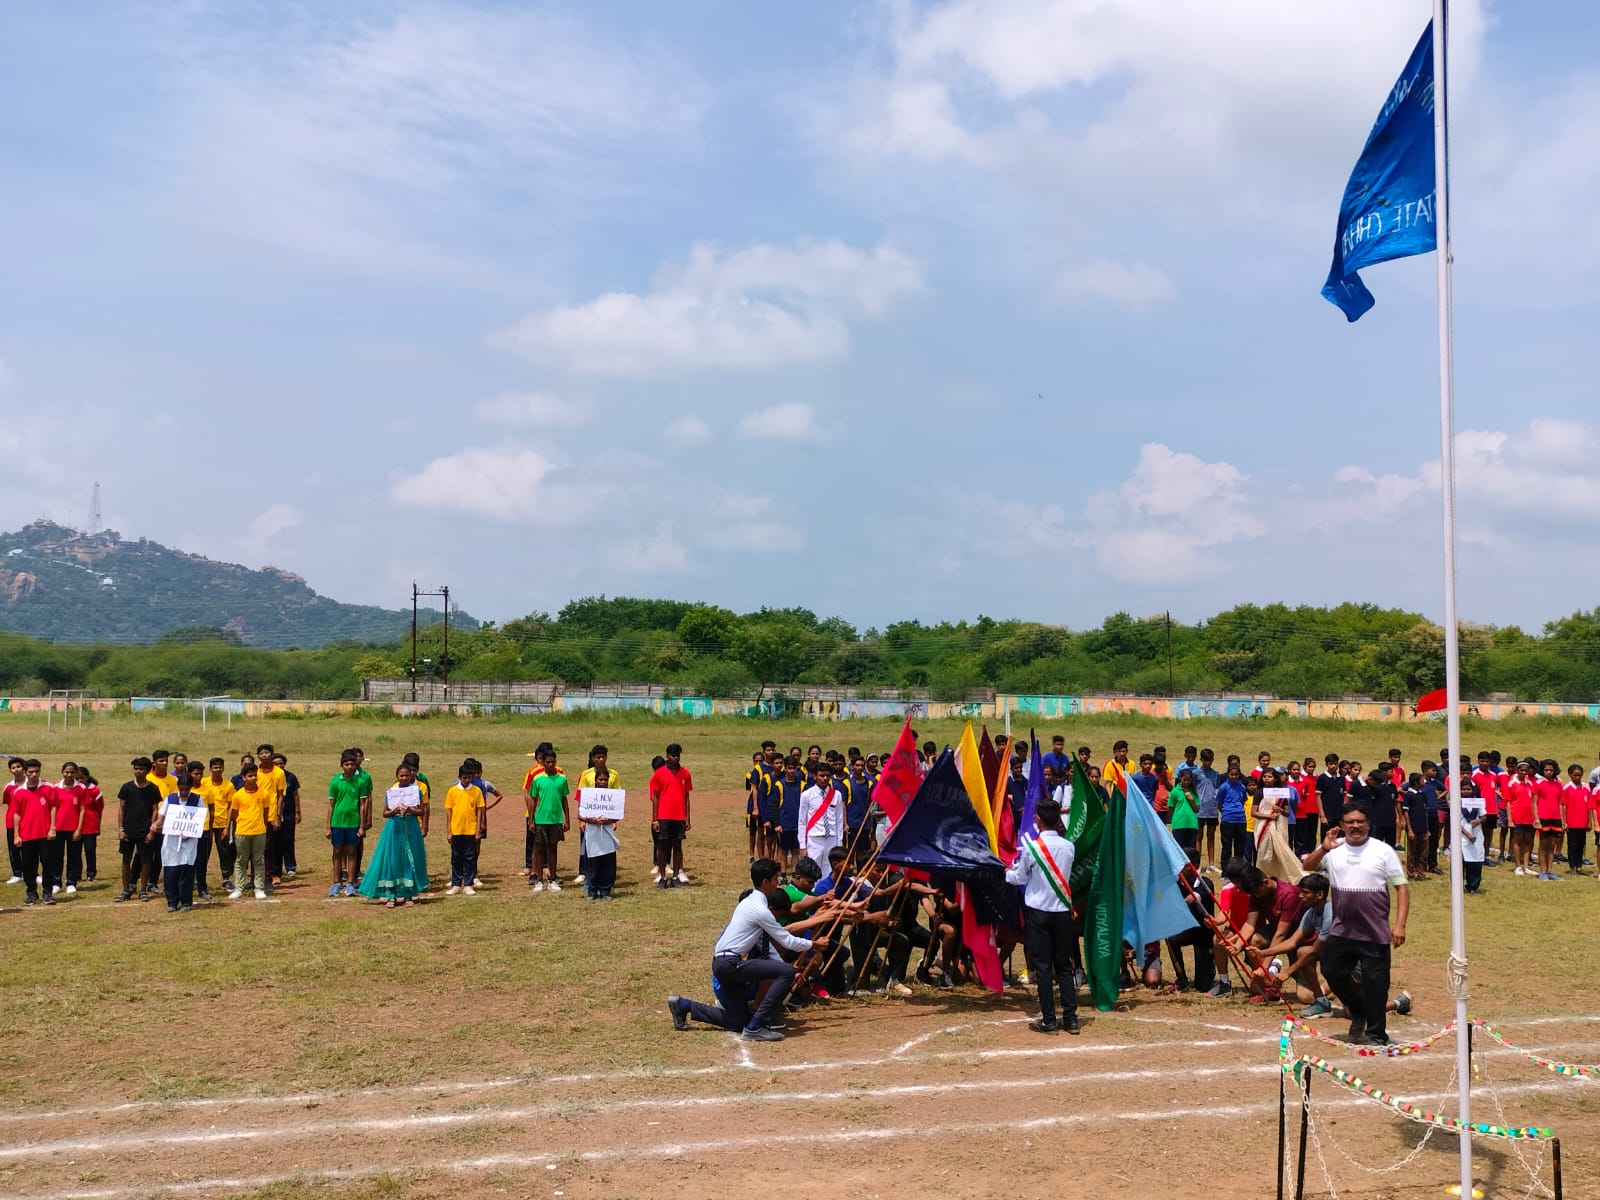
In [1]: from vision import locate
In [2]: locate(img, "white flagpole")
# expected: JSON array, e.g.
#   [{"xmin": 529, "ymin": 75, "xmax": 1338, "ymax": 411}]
[{"xmin": 1430, "ymin": 3, "xmax": 1472, "ymax": 1197}]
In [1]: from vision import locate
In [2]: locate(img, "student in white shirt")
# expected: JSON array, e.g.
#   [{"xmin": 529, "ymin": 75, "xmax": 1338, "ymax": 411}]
[
  {"xmin": 1005, "ymin": 799, "xmax": 1080, "ymax": 1035},
  {"xmin": 667, "ymin": 859, "xmax": 830, "ymax": 1043}
]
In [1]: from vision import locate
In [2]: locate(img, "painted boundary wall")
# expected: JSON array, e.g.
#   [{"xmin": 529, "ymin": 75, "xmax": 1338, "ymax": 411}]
[{"xmin": 2, "ymin": 693, "xmax": 1599, "ymax": 722}]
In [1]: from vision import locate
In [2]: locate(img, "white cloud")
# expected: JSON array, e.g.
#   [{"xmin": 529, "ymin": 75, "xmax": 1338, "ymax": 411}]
[
  {"xmin": 1050, "ymin": 259, "xmax": 1176, "ymax": 311},
  {"xmin": 606, "ymin": 524, "xmax": 687, "ymax": 573},
  {"xmin": 140, "ymin": 7, "xmax": 705, "ymax": 276},
  {"xmin": 472, "ymin": 391, "xmax": 590, "ymax": 428},
  {"xmin": 491, "ymin": 239, "xmax": 923, "ymax": 377},
  {"xmin": 738, "ymin": 402, "xmax": 819, "ymax": 441},
  {"xmin": 392, "ymin": 447, "xmax": 590, "ymax": 524},
  {"xmin": 248, "ymin": 503, "xmax": 301, "ymax": 542},
  {"xmin": 663, "ymin": 415, "xmax": 713, "ymax": 447},
  {"xmin": 844, "ymin": 1, "xmax": 1485, "ymax": 181}
]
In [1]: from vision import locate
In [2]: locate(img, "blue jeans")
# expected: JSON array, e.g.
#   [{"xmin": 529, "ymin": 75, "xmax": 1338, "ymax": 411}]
[{"xmin": 685, "ymin": 954, "xmax": 795, "ymax": 1032}]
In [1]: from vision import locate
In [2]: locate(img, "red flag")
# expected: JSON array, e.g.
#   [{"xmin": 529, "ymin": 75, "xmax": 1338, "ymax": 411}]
[
  {"xmin": 958, "ymin": 883, "xmax": 1005, "ymax": 994},
  {"xmin": 872, "ymin": 715, "xmax": 921, "ymax": 824},
  {"xmin": 977, "ymin": 726, "xmax": 1000, "ymax": 790},
  {"xmin": 996, "ymin": 799, "xmax": 1018, "ymax": 866},
  {"xmin": 1415, "ymin": 687, "xmax": 1448, "ymax": 713}
]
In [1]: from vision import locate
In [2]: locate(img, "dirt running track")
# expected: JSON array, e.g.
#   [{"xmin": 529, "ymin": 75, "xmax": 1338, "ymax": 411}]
[{"xmin": 0, "ymin": 1004, "xmax": 1593, "ymax": 1200}]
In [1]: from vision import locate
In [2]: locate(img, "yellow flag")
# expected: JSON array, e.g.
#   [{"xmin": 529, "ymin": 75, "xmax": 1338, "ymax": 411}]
[{"xmin": 956, "ymin": 721, "xmax": 1000, "ymax": 856}]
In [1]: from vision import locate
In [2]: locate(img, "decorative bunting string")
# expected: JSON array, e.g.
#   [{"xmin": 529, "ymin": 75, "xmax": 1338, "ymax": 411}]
[
  {"xmin": 1283, "ymin": 1053, "xmax": 1554, "ymax": 1142},
  {"xmin": 1282, "ymin": 1014, "xmax": 1600, "ymax": 1071}
]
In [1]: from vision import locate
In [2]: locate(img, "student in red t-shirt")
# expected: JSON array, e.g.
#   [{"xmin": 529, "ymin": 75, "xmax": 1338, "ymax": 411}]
[
  {"xmin": 1533, "ymin": 759, "xmax": 1565, "ymax": 880},
  {"xmin": 3, "ymin": 756, "xmax": 24, "ymax": 884},
  {"xmin": 1470, "ymin": 754, "xmax": 1501, "ymax": 866},
  {"xmin": 12, "ymin": 759, "xmax": 59, "ymax": 906},
  {"xmin": 74, "ymin": 767, "xmax": 105, "ymax": 885},
  {"xmin": 45, "ymin": 761, "xmax": 85, "ymax": 894},
  {"xmin": 1562, "ymin": 763, "xmax": 1593, "ymax": 877},
  {"xmin": 648, "ymin": 743, "xmax": 693, "ymax": 889},
  {"xmin": 1503, "ymin": 759, "xmax": 1537, "ymax": 876}
]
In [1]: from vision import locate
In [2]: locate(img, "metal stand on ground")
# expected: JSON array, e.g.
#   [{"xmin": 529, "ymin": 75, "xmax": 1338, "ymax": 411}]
[
  {"xmin": 1295, "ymin": 1071, "xmax": 1310, "ymax": 1200},
  {"xmin": 1277, "ymin": 1069, "xmax": 1287, "ymax": 1200}
]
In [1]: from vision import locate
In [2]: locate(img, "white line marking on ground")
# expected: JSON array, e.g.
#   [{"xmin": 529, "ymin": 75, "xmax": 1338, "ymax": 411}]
[
  {"xmin": 889, "ymin": 1017, "xmax": 1030, "ymax": 1057},
  {"xmin": 11, "ymin": 1077, "xmax": 1585, "ymax": 1200},
  {"xmin": 0, "ymin": 1011, "xmax": 1588, "ymax": 1130},
  {"xmin": 0, "ymin": 1063, "xmax": 1277, "ymax": 1161}
]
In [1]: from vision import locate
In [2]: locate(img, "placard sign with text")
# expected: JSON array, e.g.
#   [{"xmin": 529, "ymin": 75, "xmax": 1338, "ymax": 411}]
[
  {"xmin": 161, "ymin": 805, "xmax": 209, "ymax": 839},
  {"xmin": 578, "ymin": 788, "xmax": 626, "ymax": 821}
]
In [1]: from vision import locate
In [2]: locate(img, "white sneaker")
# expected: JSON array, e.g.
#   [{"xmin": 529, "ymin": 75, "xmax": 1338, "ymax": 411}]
[
  {"xmin": 676, "ymin": 869, "xmax": 690, "ymax": 884},
  {"xmin": 1514, "ymin": 867, "xmax": 1527, "ymax": 876},
  {"xmin": 472, "ymin": 877, "xmax": 482, "ymax": 886},
  {"xmin": 462, "ymin": 886, "xmax": 476, "ymax": 896},
  {"xmin": 530, "ymin": 880, "xmax": 545, "ymax": 893},
  {"xmin": 446, "ymin": 885, "xmax": 461, "ymax": 896},
  {"xmin": 573, "ymin": 874, "xmax": 587, "ymax": 885},
  {"xmin": 548, "ymin": 879, "xmax": 562, "ymax": 892},
  {"xmin": 650, "ymin": 866, "xmax": 661, "ymax": 881},
  {"xmin": 228, "ymin": 889, "xmax": 242, "ymax": 900},
  {"xmin": 65, "ymin": 885, "xmax": 77, "ymax": 895},
  {"xmin": 254, "ymin": 889, "xmax": 267, "ymax": 900},
  {"xmin": 4, "ymin": 876, "xmax": 19, "ymax": 885}
]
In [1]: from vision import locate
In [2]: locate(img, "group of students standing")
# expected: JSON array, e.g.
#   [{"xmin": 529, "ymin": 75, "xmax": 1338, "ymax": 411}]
[{"xmin": 1, "ymin": 738, "xmax": 702, "ymax": 911}]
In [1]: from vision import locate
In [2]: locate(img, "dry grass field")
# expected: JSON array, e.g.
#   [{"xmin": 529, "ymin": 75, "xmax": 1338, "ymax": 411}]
[{"xmin": 0, "ymin": 707, "xmax": 1596, "ymax": 1200}]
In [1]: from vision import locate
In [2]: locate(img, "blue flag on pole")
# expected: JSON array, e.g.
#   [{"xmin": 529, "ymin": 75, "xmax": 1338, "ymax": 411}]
[
  {"xmin": 1018, "ymin": 729, "xmax": 1045, "ymax": 847},
  {"xmin": 1121, "ymin": 778, "xmax": 1198, "ymax": 946},
  {"xmin": 1321, "ymin": 23, "xmax": 1437, "ymax": 321}
]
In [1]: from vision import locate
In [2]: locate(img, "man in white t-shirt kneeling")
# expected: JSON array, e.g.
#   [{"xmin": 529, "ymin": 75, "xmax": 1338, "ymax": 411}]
[{"xmin": 1301, "ymin": 802, "xmax": 1409, "ymax": 1047}]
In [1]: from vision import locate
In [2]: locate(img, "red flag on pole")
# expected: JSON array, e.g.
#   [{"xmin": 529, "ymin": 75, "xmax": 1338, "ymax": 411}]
[
  {"xmin": 958, "ymin": 882, "xmax": 1005, "ymax": 994},
  {"xmin": 1415, "ymin": 687, "xmax": 1449, "ymax": 713},
  {"xmin": 872, "ymin": 714, "xmax": 921, "ymax": 824}
]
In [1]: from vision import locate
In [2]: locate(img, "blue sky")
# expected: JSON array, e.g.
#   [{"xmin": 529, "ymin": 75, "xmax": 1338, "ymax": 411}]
[{"xmin": 2, "ymin": 1, "xmax": 1597, "ymax": 633}]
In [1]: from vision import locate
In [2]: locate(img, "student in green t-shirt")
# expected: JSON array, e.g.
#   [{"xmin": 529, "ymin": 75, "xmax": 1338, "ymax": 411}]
[
  {"xmin": 327, "ymin": 750, "xmax": 369, "ymax": 898},
  {"xmin": 525, "ymin": 749, "xmax": 571, "ymax": 892}
]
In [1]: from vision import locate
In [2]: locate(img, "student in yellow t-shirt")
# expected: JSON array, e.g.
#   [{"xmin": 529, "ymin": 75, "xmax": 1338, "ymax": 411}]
[
  {"xmin": 148, "ymin": 749, "xmax": 179, "ymax": 798},
  {"xmin": 200, "ymin": 757, "xmax": 237, "ymax": 899},
  {"xmin": 228, "ymin": 764, "xmax": 274, "ymax": 899},
  {"xmin": 443, "ymin": 765, "xmax": 485, "ymax": 896}
]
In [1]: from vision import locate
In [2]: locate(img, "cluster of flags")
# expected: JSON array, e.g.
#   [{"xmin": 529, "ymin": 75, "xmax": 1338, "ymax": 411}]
[{"xmin": 873, "ymin": 717, "xmax": 1195, "ymax": 1008}]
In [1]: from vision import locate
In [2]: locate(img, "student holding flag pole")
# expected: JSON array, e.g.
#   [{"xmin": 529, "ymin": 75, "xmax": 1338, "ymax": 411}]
[{"xmin": 1005, "ymin": 797, "xmax": 1080, "ymax": 1035}]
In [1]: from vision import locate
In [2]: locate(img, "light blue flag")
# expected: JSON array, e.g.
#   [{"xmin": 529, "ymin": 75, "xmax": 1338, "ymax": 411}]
[
  {"xmin": 1121, "ymin": 779, "xmax": 1198, "ymax": 946},
  {"xmin": 1322, "ymin": 23, "xmax": 1437, "ymax": 321}
]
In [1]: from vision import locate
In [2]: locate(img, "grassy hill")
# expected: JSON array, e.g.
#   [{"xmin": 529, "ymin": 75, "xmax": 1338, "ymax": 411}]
[{"xmin": 0, "ymin": 521, "xmax": 471, "ymax": 648}]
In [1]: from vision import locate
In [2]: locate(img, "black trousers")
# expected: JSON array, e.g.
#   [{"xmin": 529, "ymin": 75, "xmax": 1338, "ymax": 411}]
[
  {"xmin": 1292, "ymin": 816, "xmax": 1318, "ymax": 857},
  {"xmin": 277, "ymin": 819, "xmax": 297, "ymax": 873},
  {"xmin": 1219, "ymin": 821, "xmax": 1249, "ymax": 865},
  {"xmin": 193, "ymin": 827, "xmax": 213, "ymax": 894},
  {"xmin": 1024, "ymin": 906, "xmax": 1079, "ymax": 1023},
  {"xmin": 1320, "ymin": 935, "xmax": 1391, "ymax": 1041},
  {"xmin": 1173, "ymin": 827, "xmax": 1199, "ymax": 854},
  {"xmin": 17, "ymin": 839, "xmax": 50, "ymax": 900},
  {"xmin": 212, "ymin": 830, "xmax": 237, "ymax": 888},
  {"xmin": 121, "ymin": 837, "xmax": 158, "ymax": 892},
  {"xmin": 6, "ymin": 826, "xmax": 22, "ymax": 879},
  {"xmin": 1566, "ymin": 828, "xmax": 1587, "ymax": 870},
  {"xmin": 1426, "ymin": 810, "xmax": 1442, "ymax": 870},
  {"xmin": 42, "ymin": 834, "xmax": 66, "ymax": 891},
  {"xmin": 449, "ymin": 834, "xmax": 475, "ymax": 886},
  {"xmin": 587, "ymin": 852, "xmax": 617, "ymax": 896},
  {"xmin": 685, "ymin": 954, "xmax": 795, "ymax": 1032},
  {"xmin": 163, "ymin": 864, "xmax": 195, "ymax": 907},
  {"xmin": 1166, "ymin": 923, "xmax": 1215, "ymax": 992},
  {"xmin": 1463, "ymin": 861, "xmax": 1483, "ymax": 891}
]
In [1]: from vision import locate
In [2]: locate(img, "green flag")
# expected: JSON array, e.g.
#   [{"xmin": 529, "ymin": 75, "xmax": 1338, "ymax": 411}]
[
  {"xmin": 1067, "ymin": 758, "xmax": 1106, "ymax": 898},
  {"xmin": 1085, "ymin": 781, "xmax": 1127, "ymax": 1012}
]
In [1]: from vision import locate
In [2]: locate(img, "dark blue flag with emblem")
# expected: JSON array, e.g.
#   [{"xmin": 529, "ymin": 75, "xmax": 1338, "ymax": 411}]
[{"xmin": 1322, "ymin": 23, "xmax": 1437, "ymax": 321}]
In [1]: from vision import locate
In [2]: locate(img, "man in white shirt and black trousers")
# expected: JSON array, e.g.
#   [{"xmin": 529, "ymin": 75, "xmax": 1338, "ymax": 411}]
[
  {"xmin": 1006, "ymin": 799, "xmax": 1081, "ymax": 1035},
  {"xmin": 668, "ymin": 858, "xmax": 831, "ymax": 1042}
]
